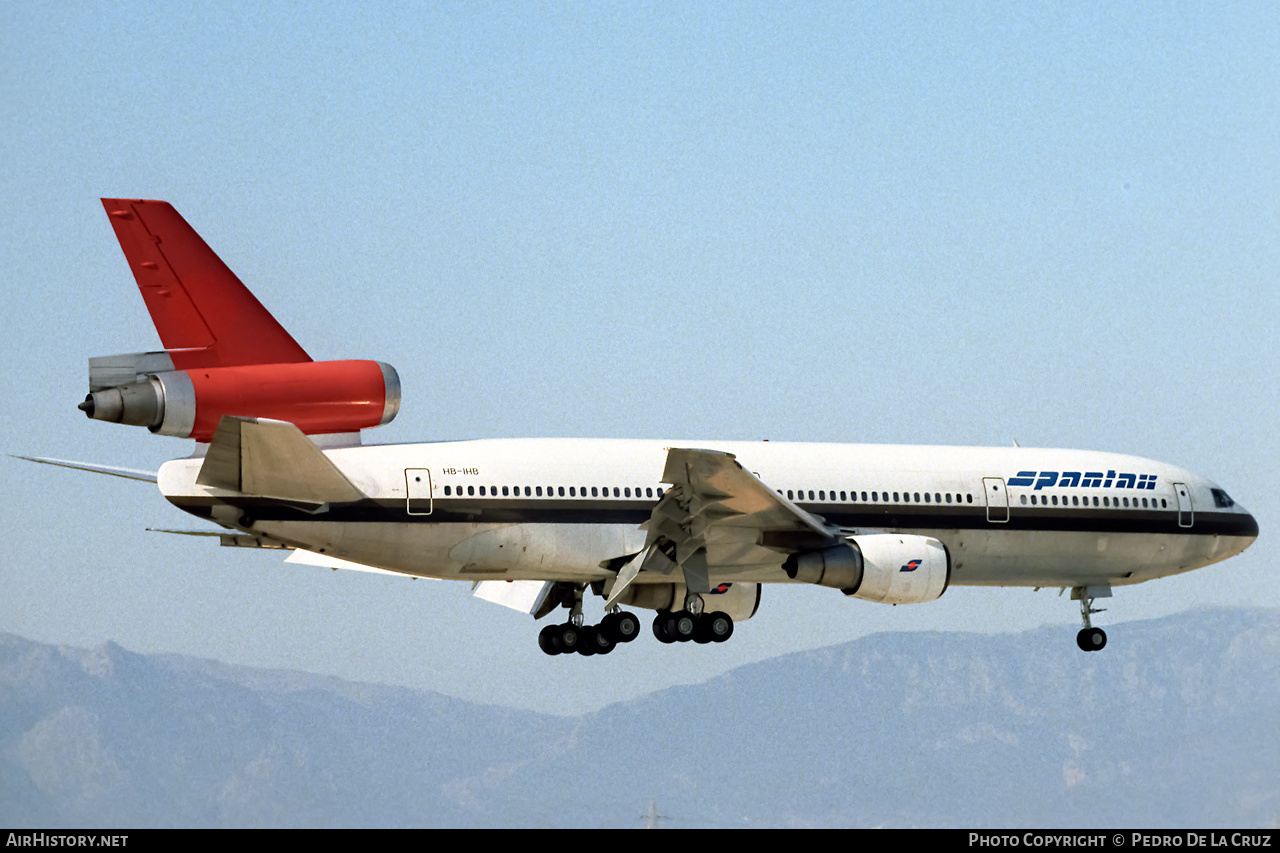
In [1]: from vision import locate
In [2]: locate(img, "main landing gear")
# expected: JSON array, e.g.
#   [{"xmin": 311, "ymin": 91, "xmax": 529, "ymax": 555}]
[
  {"xmin": 652, "ymin": 609, "xmax": 734, "ymax": 644},
  {"xmin": 538, "ymin": 611, "xmax": 642, "ymax": 656},
  {"xmin": 651, "ymin": 589, "xmax": 734, "ymax": 645},
  {"xmin": 536, "ymin": 586, "xmax": 736, "ymax": 655},
  {"xmin": 1071, "ymin": 585, "xmax": 1109, "ymax": 652},
  {"xmin": 537, "ymin": 583, "xmax": 643, "ymax": 656}
]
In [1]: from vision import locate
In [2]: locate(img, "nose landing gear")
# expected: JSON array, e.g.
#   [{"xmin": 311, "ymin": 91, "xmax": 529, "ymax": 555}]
[{"xmin": 1071, "ymin": 585, "xmax": 1110, "ymax": 652}]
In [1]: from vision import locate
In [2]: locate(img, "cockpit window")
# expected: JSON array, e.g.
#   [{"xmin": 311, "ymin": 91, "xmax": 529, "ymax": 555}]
[{"xmin": 1211, "ymin": 488, "xmax": 1235, "ymax": 508}]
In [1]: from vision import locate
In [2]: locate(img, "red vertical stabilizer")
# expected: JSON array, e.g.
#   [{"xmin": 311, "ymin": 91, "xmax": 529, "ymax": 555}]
[{"xmin": 100, "ymin": 198, "xmax": 311, "ymax": 369}]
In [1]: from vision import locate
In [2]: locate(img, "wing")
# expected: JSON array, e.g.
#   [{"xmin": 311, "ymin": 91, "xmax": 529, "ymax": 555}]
[
  {"xmin": 607, "ymin": 447, "xmax": 842, "ymax": 604},
  {"xmin": 285, "ymin": 548, "xmax": 417, "ymax": 577},
  {"xmin": 472, "ymin": 580, "xmax": 556, "ymax": 615}
]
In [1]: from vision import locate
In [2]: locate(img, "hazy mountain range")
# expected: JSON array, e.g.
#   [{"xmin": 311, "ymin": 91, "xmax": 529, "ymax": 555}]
[{"xmin": 3, "ymin": 607, "xmax": 1277, "ymax": 828}]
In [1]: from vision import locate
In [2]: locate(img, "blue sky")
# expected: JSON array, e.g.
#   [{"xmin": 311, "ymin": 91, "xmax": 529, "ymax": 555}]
[{"xmin": 3, "ymin": 2, "xmax": 1277, "ymax": 714}]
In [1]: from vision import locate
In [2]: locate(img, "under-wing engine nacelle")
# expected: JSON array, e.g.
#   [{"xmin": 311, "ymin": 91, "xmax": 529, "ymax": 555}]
[
  {"xmin": 613, "ymin": 581, "xmax": 761, "ymax": 623},
  {"xmin": 783, "ymin": 533, "xmax": 950, "ymax": 605},
  {"xmin": 80, "ymin": 352, "xmax": 401, "ymax": 441}
]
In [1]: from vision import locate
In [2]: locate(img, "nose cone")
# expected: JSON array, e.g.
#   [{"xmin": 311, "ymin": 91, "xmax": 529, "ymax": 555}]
[
  {"xmin": 1221, "ymin": 504, "xmax": 1259, "ymax": 564},
  {"xmin": 1239, "ymin": 507, "xmax": 1260, "ymax": 542}
]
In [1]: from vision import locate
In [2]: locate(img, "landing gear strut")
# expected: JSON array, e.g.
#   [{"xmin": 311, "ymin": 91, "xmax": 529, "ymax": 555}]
[{"xmin": 1071, "ymin": 585, "xmax": 1110, "ymax": 652}]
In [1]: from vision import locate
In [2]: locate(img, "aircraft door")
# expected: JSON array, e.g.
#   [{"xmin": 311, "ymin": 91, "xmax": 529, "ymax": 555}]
[
  {"xmin": 406, "ymin": 468, "xmax": 432, "ymax": 515},
  {"xmin": 983, "ymin": 477, "xmax": 1009, "ymax": 523},
  {"xmin": 1173, "ymin": 482, "xmax": 1193, "ymax": 528}
]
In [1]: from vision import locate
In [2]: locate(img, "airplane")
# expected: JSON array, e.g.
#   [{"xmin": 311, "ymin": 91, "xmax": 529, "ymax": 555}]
[{"xmin": 51, "ymin": 198, "xmax": 1258, "ymax": 657}]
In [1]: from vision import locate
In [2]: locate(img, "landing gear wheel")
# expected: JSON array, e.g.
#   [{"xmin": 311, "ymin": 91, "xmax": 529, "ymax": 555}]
[
  {"xmin": 577, "ymin": 626, "xmax": 599, "ymax": 656},
  {"xmin": 580, "ymin": 625, "xmax": 616, "ymax": 656},
  {"xmin": 604, "ymin": 611, "xmax": 641, "ymax": 643},
  {"xmin": 653, "ymin": 613, "xmax": 676, "ymax": 643},
  {"xmin": 667, "ymin": 611, "xmax": 698, "ymax": 642},
  {"xmin": 538, "ymin": 624, "xmax": 561, "ymax": 656},
  {"xmin": 1076, "ymin": 627, "xmax": 1107, "ymax": 652},
  {"xmin": 704, "ymin": 611, "xmax": 733, "ymax": 643},
  {"xmin": 553, "ymin": 623, "xmax": 582, "ymax": 655}
]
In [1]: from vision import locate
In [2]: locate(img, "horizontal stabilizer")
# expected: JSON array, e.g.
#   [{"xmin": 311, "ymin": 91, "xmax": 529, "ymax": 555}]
[
  {"xmin": 196, "ymin": 416, "xmax": 365, "ymax": 505},
  {"xmin": 12, "ymin": 455, "xmax": 158, "ymax": 483}
]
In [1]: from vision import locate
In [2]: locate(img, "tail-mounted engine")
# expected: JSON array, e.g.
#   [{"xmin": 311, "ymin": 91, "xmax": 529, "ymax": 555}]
[
  {"xmin": 81, "ymin": 351, "xmax": 400, "ymax": 441},
  {"xmin": 783, "ymin": 533, "xmax": 950, "ymax": 605}
]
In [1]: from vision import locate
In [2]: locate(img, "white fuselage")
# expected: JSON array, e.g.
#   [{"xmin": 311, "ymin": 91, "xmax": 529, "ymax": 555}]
[{"xmin": 156, "ymin": 438, "xmax": 1258, "ymax": 591}]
